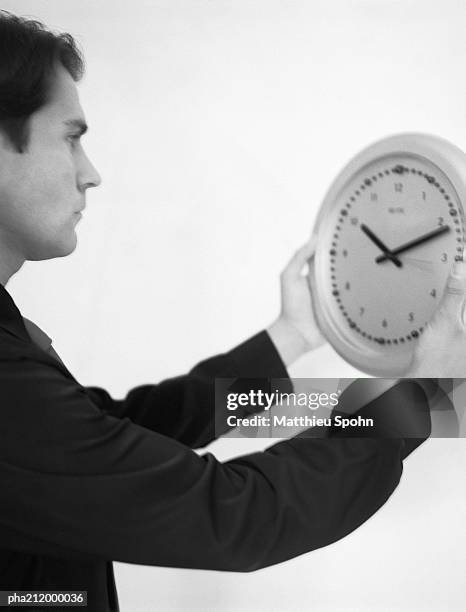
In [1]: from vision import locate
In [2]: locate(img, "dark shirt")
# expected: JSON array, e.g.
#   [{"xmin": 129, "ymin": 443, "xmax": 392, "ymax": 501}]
[{"xmin": 0, "ymin": 283, "xmax": 430, "ymax": 611}]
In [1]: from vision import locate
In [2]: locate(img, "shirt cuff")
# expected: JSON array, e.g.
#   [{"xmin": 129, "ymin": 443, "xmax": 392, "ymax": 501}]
[{"xmin": 225, "ymin": 330, "xmax": 290, "ymax": 381}]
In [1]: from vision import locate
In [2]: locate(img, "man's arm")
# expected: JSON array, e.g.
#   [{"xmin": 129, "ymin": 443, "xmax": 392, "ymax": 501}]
[
  {"xmin": 84, "ymin": 330, "xmax": 291, "ymax": 449},
  {"xmin": 0, "ymin": 357, "xmax": 425, "ymax": 572},
  {"xmin": 84, "ymin": 237, "xmax": 324, "ymax": 448}
]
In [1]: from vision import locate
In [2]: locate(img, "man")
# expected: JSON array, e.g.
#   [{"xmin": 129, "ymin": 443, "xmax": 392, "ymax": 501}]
[{"xmin": 0, "ymin": 11, "xmax": 464, "ymax": 612}]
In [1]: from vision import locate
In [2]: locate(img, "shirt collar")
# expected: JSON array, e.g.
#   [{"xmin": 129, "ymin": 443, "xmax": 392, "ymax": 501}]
[
  {"xmin": 0, "ymin": 281, "xmax": 75, "ymax": 380},
  {"xmin": 0, "ymin": 282, "xmax": 33, "ymax": 343}
]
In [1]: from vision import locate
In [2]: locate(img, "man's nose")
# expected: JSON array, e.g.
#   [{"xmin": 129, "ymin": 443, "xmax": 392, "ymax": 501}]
[{"xmin": 78, "ymin": 151, "xmax": 102, "ymax": 191}]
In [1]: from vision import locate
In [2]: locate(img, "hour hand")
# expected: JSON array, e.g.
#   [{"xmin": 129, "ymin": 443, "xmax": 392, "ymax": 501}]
[{"xmin": 360, "ymin": 224, "xmax": 402, "ymax": 268}]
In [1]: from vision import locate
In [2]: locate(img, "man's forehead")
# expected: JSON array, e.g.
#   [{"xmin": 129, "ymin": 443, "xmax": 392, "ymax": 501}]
[{"xmin": 42, "ymin": 64, "xmax": 86, "ymax": 126}]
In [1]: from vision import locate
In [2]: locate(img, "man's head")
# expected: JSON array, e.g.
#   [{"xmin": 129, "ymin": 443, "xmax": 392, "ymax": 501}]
[{"xmin": 0, "ymin": 11, "xmax": 101, "ymax": 268}]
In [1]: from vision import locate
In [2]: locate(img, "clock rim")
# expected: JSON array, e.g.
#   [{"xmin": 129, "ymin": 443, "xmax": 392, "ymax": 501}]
[{"xmin": 309, "ymin": 132, "xmax": 466, "ymax": 376}]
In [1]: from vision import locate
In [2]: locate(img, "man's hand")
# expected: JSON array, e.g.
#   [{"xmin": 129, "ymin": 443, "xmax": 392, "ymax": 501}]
[
  {"xmin": 267, "ymin": 236, "xmax": 326, "ymax": 367},
  {"xmin": 406, "ymin": 258, "xmax": 466, "ymax": 378}
]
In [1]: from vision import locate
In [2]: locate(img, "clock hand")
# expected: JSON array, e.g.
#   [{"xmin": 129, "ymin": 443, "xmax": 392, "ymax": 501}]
[
  {"xmin": 360, "ymin": 223, "xmax": 402, "ymax": 268},
  {"xmin": 375, "ymin": 225, "xmax": 451, "ymax": 263},
  {"xmin": 403, "ymin": 257, "xmax": 435, "ymax": 273}
]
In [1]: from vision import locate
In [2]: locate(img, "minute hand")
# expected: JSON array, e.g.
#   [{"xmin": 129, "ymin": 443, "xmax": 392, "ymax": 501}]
[{"xmin": 375, "ymin": 225, "xmax": 451, "ymax": 263}]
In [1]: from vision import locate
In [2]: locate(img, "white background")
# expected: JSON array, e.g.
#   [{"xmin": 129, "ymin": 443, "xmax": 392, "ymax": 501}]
[{"xmin": 3, "ymin": 1, "xmax": 465, "ymax": 610}]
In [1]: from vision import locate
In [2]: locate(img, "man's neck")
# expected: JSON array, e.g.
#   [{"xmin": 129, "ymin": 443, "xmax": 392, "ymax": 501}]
[{"xmin": 0, "ymin": 241, "xmax": 25, "ymax": 286}]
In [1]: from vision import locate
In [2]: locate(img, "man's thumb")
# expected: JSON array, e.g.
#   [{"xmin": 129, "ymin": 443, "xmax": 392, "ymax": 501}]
[{"xmin": 438, "ymin": 258, "xmax": 466, "ymax": 322}]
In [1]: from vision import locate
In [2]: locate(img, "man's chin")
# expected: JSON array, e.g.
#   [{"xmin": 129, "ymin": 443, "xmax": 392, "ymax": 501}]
[{"xmin": 28, "ymin": 234, "xmax": 78, "ymax": 261}]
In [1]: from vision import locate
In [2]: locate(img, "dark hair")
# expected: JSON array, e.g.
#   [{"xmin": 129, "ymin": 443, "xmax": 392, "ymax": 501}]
[{"xmin": 0, "ymin": 10, "xmax": 84, "ymax": 152}]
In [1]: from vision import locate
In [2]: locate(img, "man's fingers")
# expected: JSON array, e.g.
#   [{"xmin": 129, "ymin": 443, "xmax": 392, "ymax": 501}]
[
  {"xmin": 436, "ymin": 259, "xmax": 466, "ymax": 322},
  {"xmin": 283, "ymin": 235, "xmax": 318, "ymax": 278}
]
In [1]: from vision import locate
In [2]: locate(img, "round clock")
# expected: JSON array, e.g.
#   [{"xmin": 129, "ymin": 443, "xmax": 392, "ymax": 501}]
[{"xmin": 309, "ymin": 133, "xmax": 466, "ymax": 376}]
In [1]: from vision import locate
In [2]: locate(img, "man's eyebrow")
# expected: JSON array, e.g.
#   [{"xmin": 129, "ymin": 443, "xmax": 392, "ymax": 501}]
[{"xmin": 63, "ymin": 119, "xmax": 88, "ymax": 135}]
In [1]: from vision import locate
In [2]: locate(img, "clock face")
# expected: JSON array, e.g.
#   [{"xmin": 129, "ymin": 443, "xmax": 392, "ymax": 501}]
[
  {"xmin": 310, "ymin": 136, "xmax": 466, "ymax": 375},
  {"xmin": 325, "ymin": 154, "xmax": 464, "ymax": 349}
]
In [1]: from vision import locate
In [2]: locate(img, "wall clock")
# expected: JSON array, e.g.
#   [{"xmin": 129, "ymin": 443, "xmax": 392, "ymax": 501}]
[{"xmin": 309, "ymin": 133, "xmax": 466, "ymax": 376}]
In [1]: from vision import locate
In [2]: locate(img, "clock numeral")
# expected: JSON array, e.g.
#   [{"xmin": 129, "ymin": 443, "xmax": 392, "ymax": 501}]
[
  {"xmin": 350, "ymin": 217, "xmax": 358, "ymax": 226},
  {"xmin": 382, "ymin": 319, "xmax": 388, "ymax": 328},
  {"xmin": 343, "ymin": 249, "xmax": 348, "ymax": 257},
  {"xmin": 370, "ymin": 193, "xmax": 378, "ymax": 202},
  {"xmin": 408, "ymin": 312, "xmax": 414, "ymax": 322},
  {"xmin": 441, "ymin": 253, "xmax": 448, "ymax": 263},
  {"xmin": 394, "ymin": 182, "xmax": 403, "ymax": 193},
  {"xmin": 345, "ymin": 281, "xmax": 351, "ymax": 291},
  {"xmin": 422, "ymin": 191, "xmax": 426, "ymax": 201},
  {"xmin": 438, "ymin": 216, "xmax": 444, "ymax": 227},
  {"xmin": 430, "ymin": 288, "xmax": 437, "ymax": 298},
  {"xmin": 359, "ymin": 307, "xmax": 365, "ymax": 316}
]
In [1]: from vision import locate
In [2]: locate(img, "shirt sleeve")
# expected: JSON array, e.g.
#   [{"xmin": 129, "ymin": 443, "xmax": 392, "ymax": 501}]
[
  {"xmin": 0, "ymin": 352, "xmax": 426, "ymax": 572},
  {"xmin": 327, "ymin": 378, "xmax": 433, "ymax": 458},
  {"xmin": 83, "ymin": 331, "xmax": 292, "ymax": 448}
]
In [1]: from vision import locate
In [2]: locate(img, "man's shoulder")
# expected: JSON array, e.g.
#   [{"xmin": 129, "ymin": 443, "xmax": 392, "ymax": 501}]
[
  {"xmin": 0, "ymin": 328, "xmax": 98, "ymax": 426},
  {"xmin": 0, "ymin": 327, "xmax": 77, "ymax": 383},
  {"xmin": 0, "ymin": 327, "xmax": 31, "ymax": 360}
]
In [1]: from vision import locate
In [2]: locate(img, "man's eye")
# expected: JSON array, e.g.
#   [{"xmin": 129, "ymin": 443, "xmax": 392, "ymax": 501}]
[{"xmin": 67, "ymin": 135, "xmax": 80, "ymax": 146}]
